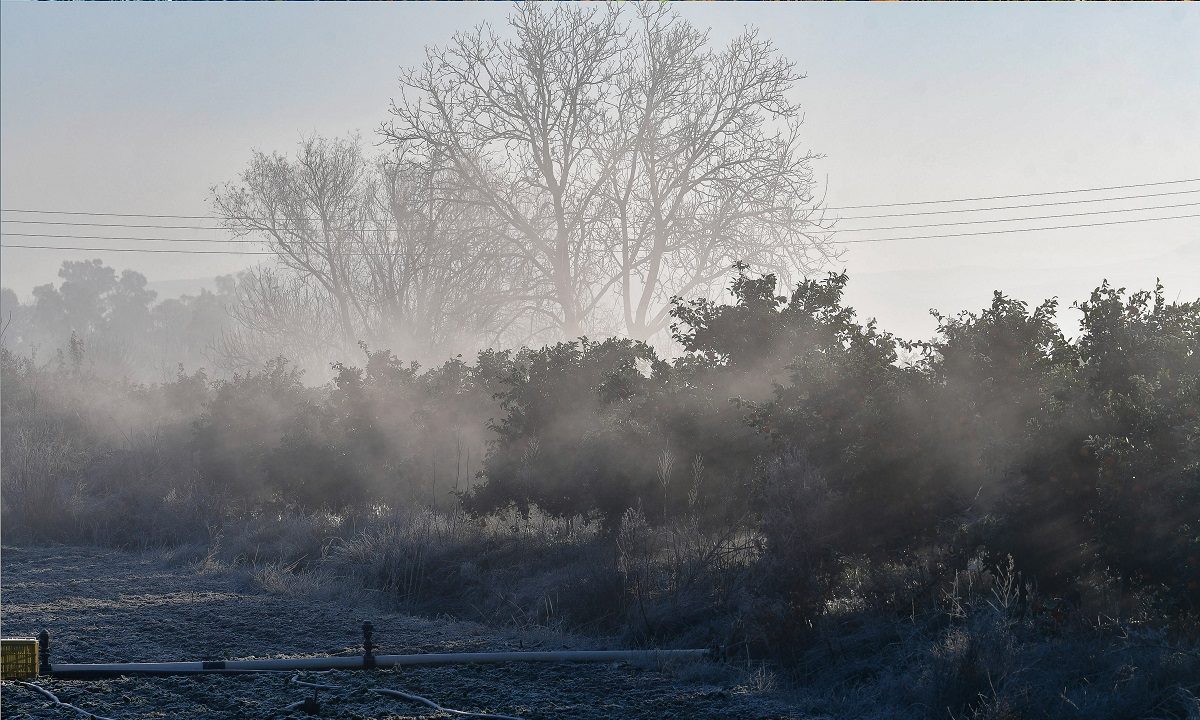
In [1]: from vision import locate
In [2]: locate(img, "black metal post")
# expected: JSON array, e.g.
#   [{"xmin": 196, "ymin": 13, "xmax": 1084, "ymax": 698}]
[
  {"xmin": 362, "ymin": 621, "xmax": 375, "ymax": 668},
  {"xmin": 37, "ymin": 629, "xmax": 50, "ymax": 674}
]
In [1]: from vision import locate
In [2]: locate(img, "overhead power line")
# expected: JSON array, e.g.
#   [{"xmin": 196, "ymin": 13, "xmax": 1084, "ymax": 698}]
[
  {"xmin": 831, "ymin": 189, "xmax": 1200, "ymax": 220},
  {"xmin": 821, "ymin": 177, "xmax": 1200, "ymax": 210},
  {"xmin": 831, "ymin": 212, "xmax": 1200, "ymax": 245},
  {"xmin": 833, "ymin": 201, "xmax": 1200, "ymax": 233},
  {"xmin": 4, "ymin": 220, "xmax": 236, "ymax": 231},
  {"xmin": 4, "ymin": 213, "xmax": 1198, "ymax": 255},
  {"xmin": 4, "ymin": 181, "xmax": 1200, "ymax": 225},
  {"xmin": 0, "ymin": 244, "xmax": 274, "ymax": 255},
  {"xmin": 2, "ymin": 232, "xmax": 269, "ymax": 244},
  {"xmin": 4, "ymin": 200, "xmax": 1197, "ymax": 238},
  {"xmin": 1, "ymin": 209, "xmax": 242, "ymax": 221}
]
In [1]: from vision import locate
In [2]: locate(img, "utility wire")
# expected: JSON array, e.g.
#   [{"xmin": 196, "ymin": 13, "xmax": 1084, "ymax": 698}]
[
  {"xmin": 831, "ymin": 201, "xmax": 1200, "ymax": 233},
  {"xmin": 2, "ymin": 232, "xmax": 265, "ymax": 244},
  {"xmin": 821, "ymin": 177, "xmax": 1200, "ymax": 210},
  {"xmin": 4, "ymin": 200, "xmax": 1198, "ymax": 238},
  {"xmin": 829, "ymin": 189, "xmax": 1200, "ymax": 220},
  {"xmin": 832, "ymin": 212, "xmax": 1200, "ymax": 245},
  {"xmin": 4, "ymin": 213, "xmax": 1198, "ymax": 254},
  {"xmin": 0, "ymin": 244, "xmax": 275, "ymax": 255},
  {"xmin": 4, "ymin": 185, "xmax": 1199, "ymax": 225},
  {"xmin": 4, "ymin": 219, "xmax": 243, "ymax": 231}
]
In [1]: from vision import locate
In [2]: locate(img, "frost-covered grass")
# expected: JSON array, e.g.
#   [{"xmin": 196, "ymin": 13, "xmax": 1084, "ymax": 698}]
[
  {"xmin": 3, "ymin": 546, "xmax": 807, "ymax": 720},
  {"xmin": 5, "ymin": 493, "xmax": 1198, "ymax": 718},
  {"xmin": 155, "ymin": 507, "xmax": 1200, "ymax": 720}
]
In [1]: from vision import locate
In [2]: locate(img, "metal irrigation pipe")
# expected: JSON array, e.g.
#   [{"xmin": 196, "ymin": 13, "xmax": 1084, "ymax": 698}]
[
  {"xmin": 34, "ymin": 624, "xmax": 712, "ymax": 679},
  {"xmin": 48, "ymin": 648, "xmax": 710, "ymax": 677}
]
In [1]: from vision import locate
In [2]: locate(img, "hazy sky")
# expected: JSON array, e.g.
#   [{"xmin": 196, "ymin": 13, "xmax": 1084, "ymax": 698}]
[{"xmin": 3, "ymin": 3, "xmax": 1198, "ymax": 340}]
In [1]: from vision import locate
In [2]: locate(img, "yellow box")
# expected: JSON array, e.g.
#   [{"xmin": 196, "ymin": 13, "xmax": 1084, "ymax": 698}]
[{"xmin": 1, "ymin": 638, "xmax": 39, "ymax": 680}]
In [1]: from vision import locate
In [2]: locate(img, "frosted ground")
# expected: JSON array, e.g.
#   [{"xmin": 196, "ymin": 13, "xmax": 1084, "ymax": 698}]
[{"xmin": 0, "ymin": 546, "xmax": 801, "ymax": 719}]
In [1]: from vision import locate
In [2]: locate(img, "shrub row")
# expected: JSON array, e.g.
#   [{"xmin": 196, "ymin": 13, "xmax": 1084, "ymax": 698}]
[{"xmin": 3, "ymin": 270, "xmax": 1197, "ymax": 640}]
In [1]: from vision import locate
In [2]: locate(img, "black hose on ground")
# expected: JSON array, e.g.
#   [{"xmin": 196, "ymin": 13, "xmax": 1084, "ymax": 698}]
[
  {"xmin": 289, "ymin": 673, "xmax": 342, "ymax": 691},
  {"xmin": 282, "ymin": 671, "xmax": 527, "ymax": 720},
  {"xmin": 370, "ymin": 687, "xmax": 526, "ymax": 720},
  {"xmin": 13, "ymin": 680, "xmax": 118, "ymax": 720}
]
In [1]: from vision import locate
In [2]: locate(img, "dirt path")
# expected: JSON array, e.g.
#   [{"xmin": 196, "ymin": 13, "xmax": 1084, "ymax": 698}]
[{"xmin": 0, "ymin": 546, "xmax": 801, "ymax": 719}]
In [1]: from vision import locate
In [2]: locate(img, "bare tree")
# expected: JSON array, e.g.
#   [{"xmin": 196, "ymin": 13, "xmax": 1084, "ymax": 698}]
[
  {"xmin": 387, "ymin": 5, "xmax": 633, "ymax": 339},
  {"xmin": 212, "ymin": 136, "xmax": 520, "ymax": 367},
  {"xmin": 213, "ymin": 136, "xmax": 374, "ymax": 351},
  {"xmin": 609, "ymin": 10, "xmax": 836, "ymax": 339},
  {"xmin": 387, "ymin": 4, "xmax": 833, "ymax": 342},
  {"xmin": 371, "ymin": 147, "xmax": 533, "ymax": 352},
  {"xmin": 211, "ymin": 266, "xmax": 340, "ymax": 374}
]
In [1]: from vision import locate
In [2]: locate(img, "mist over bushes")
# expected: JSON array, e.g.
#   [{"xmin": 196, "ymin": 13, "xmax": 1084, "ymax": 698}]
[{"xmin": 3, "ymin": 266, "xmax": 1197, "ymax": 717}]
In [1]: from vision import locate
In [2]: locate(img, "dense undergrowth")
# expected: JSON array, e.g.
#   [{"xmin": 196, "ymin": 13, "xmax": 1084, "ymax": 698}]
[{"xmin": 3, "ymin": 269, "xmax": 1198, "ymax": 718}]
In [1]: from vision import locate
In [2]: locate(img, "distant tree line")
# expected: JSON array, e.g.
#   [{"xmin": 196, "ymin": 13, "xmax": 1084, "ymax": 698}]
[{"xmin": 0, "ymin": 260, "xmax": 237, "ymax": 382}]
